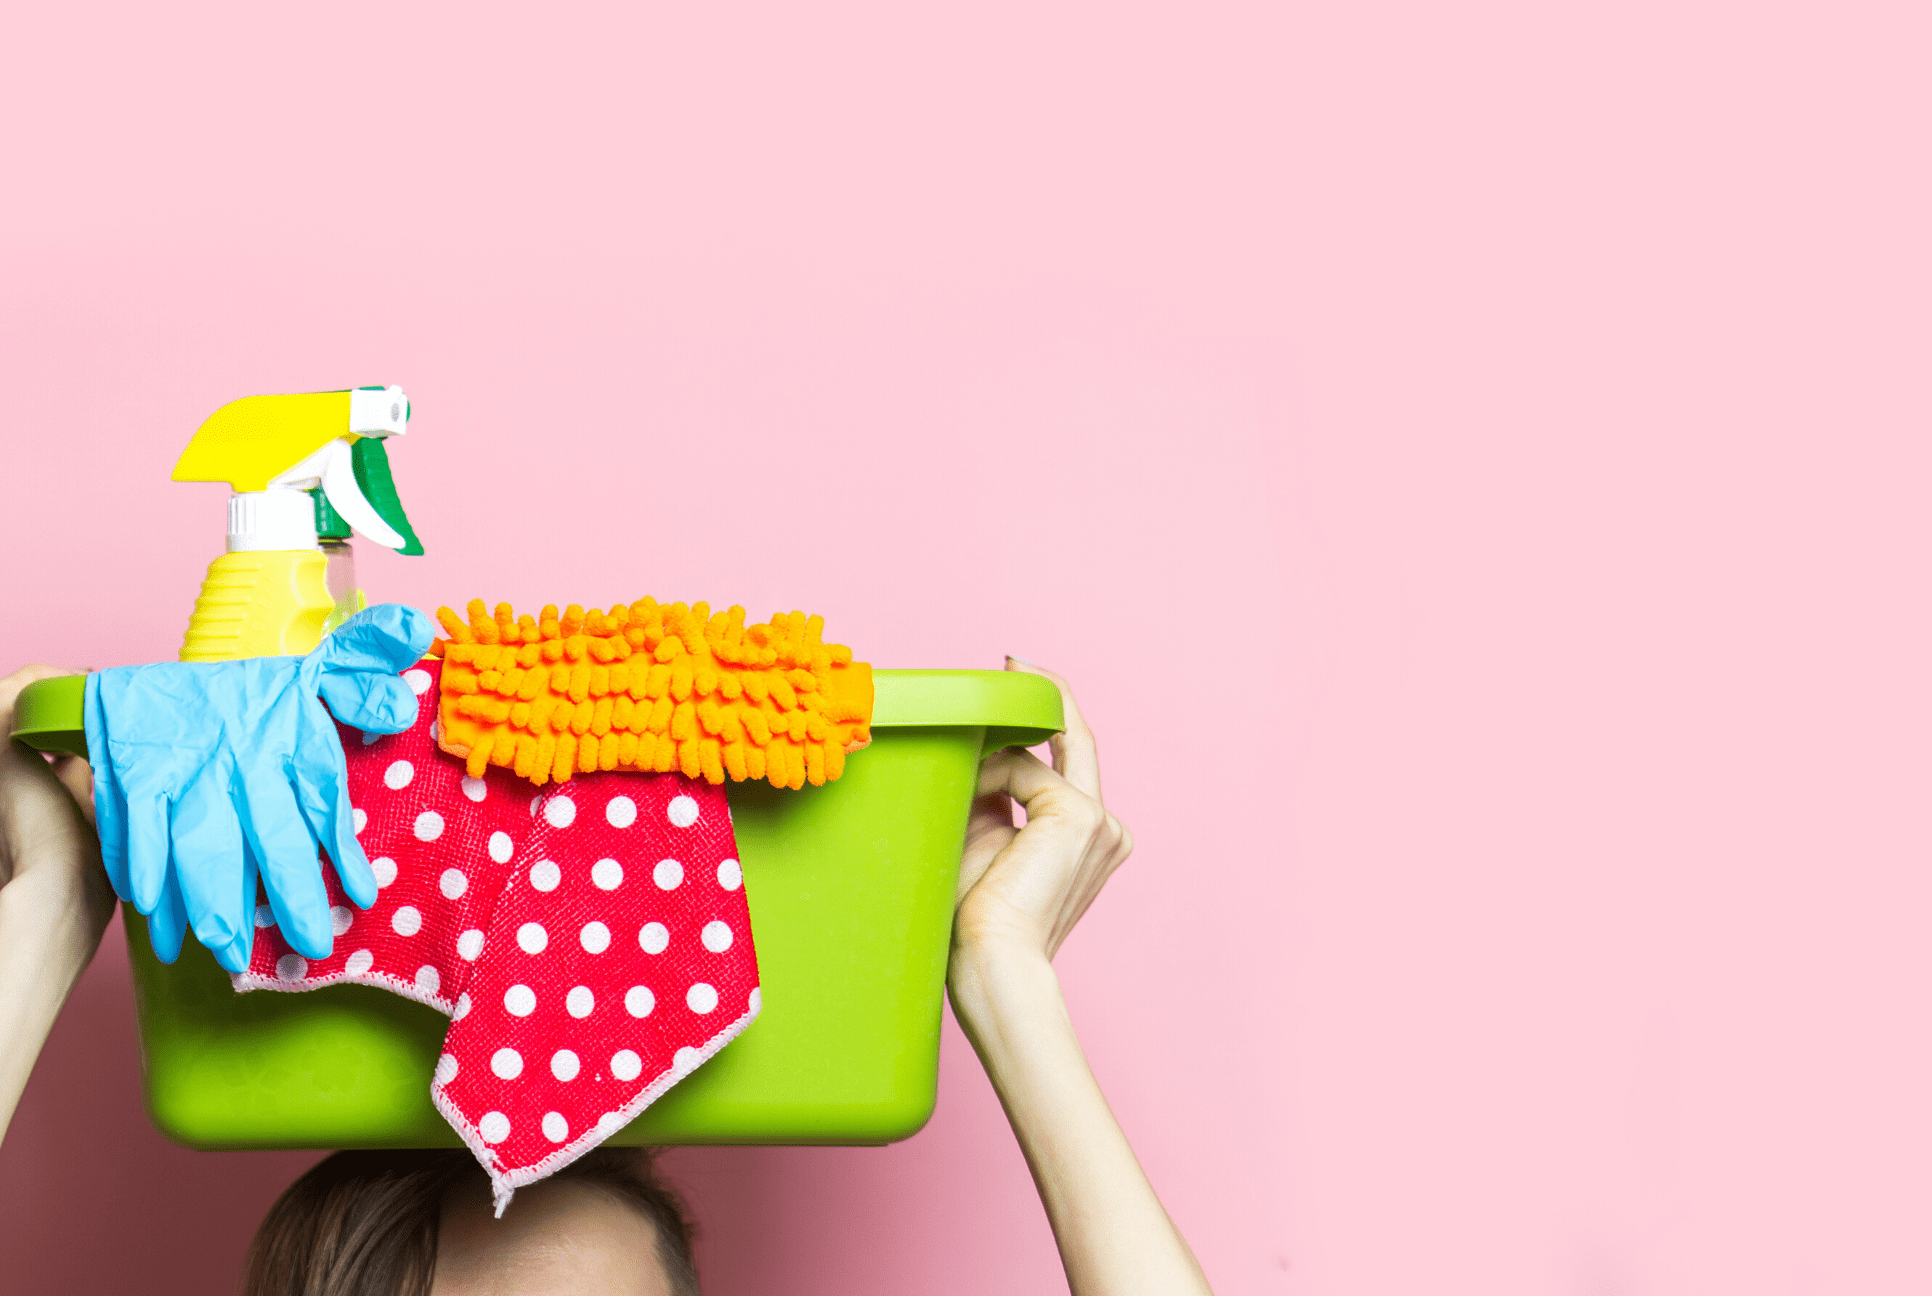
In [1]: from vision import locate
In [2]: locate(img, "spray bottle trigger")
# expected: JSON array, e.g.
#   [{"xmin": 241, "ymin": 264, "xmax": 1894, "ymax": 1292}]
[
  {"xmin": 350, "ymin": 437, "xmax": 425, "ymax": 556},
  {"xmin": 315, "ymin": 442, "xmax": 406, "ymax": 549}
]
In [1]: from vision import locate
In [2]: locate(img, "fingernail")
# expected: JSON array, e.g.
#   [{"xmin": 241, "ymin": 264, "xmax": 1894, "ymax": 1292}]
[{"xmin": 1007, "ymin": 655, "xmax": 1034, "ymax": 666}]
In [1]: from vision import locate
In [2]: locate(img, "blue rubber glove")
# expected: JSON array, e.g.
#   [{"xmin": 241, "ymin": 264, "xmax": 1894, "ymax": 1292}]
[{"xmin": 84, "ymin": 604, "xmax": 435, "ymax": 971}]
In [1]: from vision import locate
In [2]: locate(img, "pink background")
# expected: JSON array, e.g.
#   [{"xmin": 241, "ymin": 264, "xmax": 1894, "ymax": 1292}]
[{"xmin": 1, "ymin": 0, "xmax": 1927, "ymax": 1291}]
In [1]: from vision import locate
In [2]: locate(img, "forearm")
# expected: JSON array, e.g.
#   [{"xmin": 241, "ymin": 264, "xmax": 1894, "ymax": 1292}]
[
  {"xmin": 0, "ymin": 873, "xmax": 107, "ymax": 1141},
  {"xmin": 949, "ymin": 945, "xmax": 1212, "ymax": 1296}
]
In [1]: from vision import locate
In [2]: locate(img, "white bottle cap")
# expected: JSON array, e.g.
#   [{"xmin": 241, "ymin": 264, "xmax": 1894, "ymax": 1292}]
[{"xmin": 228, "ymin": 488, "xmax": 319, "ymax": 552}]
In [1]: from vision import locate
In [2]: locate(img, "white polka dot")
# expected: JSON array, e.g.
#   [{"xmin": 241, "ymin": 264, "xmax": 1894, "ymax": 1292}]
[
  {"xmin": 667, "ymin": 794, "xmax": 699, "ymax": 828},
  {"xmin": 415, "ymin": 965, "xmax": 440, "ymax": 995},
  {"xmin": 550, "ymin": 1049, "xmax": 581, "ymax": 1081},
  {"xmin": 429, "ymin": 719, "xmax": 441, "ymax": 742},
  {"xmin": 701, "ymin": 921, "xmax": 733, "ymax": 953},
  {"xmin": 392, "ymin": 906, "xmax": 422, "ymax": 937},
  {"xmin": 596, "ymin": 1111, "xmax": 626, "ymax": 1135},
  {"xmin": 687, "ymin": 982, "xmax": 718, "ymax": 1014},
  {"xmin": 529, "ymin": 860, "xmax": 560, "ymax": 892},
  {"xmin": 384, "ymin": 759, "xmax": 414, "ymax": 789},
  {"xmin": 371, "ymin": 856, "xmax": 398, "ymax": 888},
  {"xmin": 254, "ymin": 903, "xmax": 276, "ymax": 928},
  {"xmin": 567, "ymin": 985, "xmax": 595, "ymax": 1018},
  {"xmin": 479, "ymin": 1111, "xmax": 510, "ymax": 1144},
  {"xmin": 625, "ymin": 986, "xmax": 655, "ymax": 1018},
  {"xmin": 517, "ymin": 922, "xmax": 548, "ymax": 954},
  {"xmin": 654, "ymin": 858, "xmax": 684, "ymax": 890},
  {"xmin": 345, "ymin": 949, "xmax": 375, "ymax": 976},
  {"xmin": 672, "ymin": 1047, "xmax": 702, "ymax": 1077},
  {"xmin": 491, "ymin": 1047, "xmax": 523, "ymax": 1079},
  {"xmin": 717, "ymin": 858, "xmax": 742, "ymax": 890},
  {"xmin": 580, "ymin": 921, "xmax": 611, "ymax": 954},
  {"xmin": 542, "ymin": 1111, "xmax": 569, "ymax": 1143},
  {"xmin": 461, "ymin": 775, "xmax": 488, "ymax": 802},
  {"xmin": 404, "ymin": 667, "xmax": 433, "ymax": 695},
  {"xmin": 605, "ymin": 796, "xmax": 637, "ymax": 829},
  {"xmin": 328, "ymin": 905, "xmax": 353, "ymax": 936},
  {"xmin": 504, "ymin": 984, "xmax": 537, "ymax": 1016},
  {"xmin": 748, "ymin": 986, "xmax": 762, "ymax": 1014},
  {"xmin": 544, "ymin": 795, "xmax": 577, "ymax": 828},
  {"xmin": 434, "ymin": 1054, "xmax": 459, "ymax": 1085},
  {"xmin": 352, "ymin": 807, "xmax": 367, "ymax": 835},
  {"xmin": 413, "ymin": 811, "xmax": 444, "ymax": 842},
  {"xmin": 452, "ymin": 992, "xmax": 472, "ymax": 1020},
  {"xmin": 638, "ymin": 922, "xmax": 669, "ymax": 954},
  {"xmin": 362, "ymin": 730, "xmax": 380, "ymax": 746},
  {"xmin": 529, "ymin": 793, "xmax": 543, "ymax": 818},
  {"xmin": 440, "ymin": 868, "xmax": 468, "ymax": 899},
  {"xmin": 610, "ymin": 1049, "xmax": 642, "ymax": 1082},
  {"xmin": 591, "ymin": 858, "xmax": 623, "ymax": 890},
  {"xmin": 276, "ymin": 954, "xmax": 308, "ymax": 981},
  {"xmin": 488, "ymin": 831, "xmax": 513, "ymax": 864},
  {"xmin": 457, "ymin": 929, "xmax": 484, "ymax": 961}
]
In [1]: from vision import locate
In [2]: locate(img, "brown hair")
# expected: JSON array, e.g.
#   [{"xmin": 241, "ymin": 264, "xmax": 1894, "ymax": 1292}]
[{"xmin": 239, "ymin": 1148, "xmax": 700, "ymax": 1296}]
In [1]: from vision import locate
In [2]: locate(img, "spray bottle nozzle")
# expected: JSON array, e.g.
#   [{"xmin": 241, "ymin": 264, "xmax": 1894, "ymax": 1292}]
[
  {"xmin": 173, "ymin": 387, "xmax": 424, "ymax": 555},
  {"xmin": 348, "ymin": 386, "xmax": 410, "ymax": 438}
]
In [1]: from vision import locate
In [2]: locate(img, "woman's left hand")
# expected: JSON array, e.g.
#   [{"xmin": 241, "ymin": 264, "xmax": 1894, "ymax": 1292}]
[
  {"xmin": 944, "ymin": 662, "xmax": 1213, "ymax": 1296},
  {"xmin": 950, "ymin": 658, "xmax": 1133, "ymax": 974}
]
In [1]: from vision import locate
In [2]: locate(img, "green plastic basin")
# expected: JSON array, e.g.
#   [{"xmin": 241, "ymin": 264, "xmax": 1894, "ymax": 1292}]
[{"xmin": 12, "ymin": 669, "xmax": 1060, "ymax": 1149}]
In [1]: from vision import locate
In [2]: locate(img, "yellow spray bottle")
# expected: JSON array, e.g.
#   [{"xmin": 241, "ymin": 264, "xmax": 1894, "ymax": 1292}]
[{"xmin": 172, "ymin": 386, "xmax": 423, "ymax": 661}]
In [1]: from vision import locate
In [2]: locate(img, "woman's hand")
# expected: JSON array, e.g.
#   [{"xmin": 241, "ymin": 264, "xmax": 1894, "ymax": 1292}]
[
  {"xmin": 951, "ymin": 659, "xmax": 1133, "ymax": 973},
  {"xmin": 947, "ymin": 659, "xmax": 1212, "ymax": 1296},
  {"xmin": 0, "ymin": 666, "xmax": 107, "ymax": 904},
  {"xmin": 0, "ymin": 666, "xmax": 115, "ymax": 1144}
]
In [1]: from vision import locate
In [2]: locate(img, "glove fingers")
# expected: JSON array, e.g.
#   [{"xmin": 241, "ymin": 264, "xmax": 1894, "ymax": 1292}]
[
  {"xmin": 237, "ymin": 766, "xmax": 333, "ymax": 960},
  {"xmin": 302, "ymin": 605, "xmax": 435, "ymax": 679},
  {"xmin": 116, "ymin": 751, "xmax": 175, "ymax": 916},
  {"xmin": 316, "ymin": 671, "xmax": 419, "ymax": 737},
  {"xmin": 171, "ymin": 758, "xmax": 248, "ymax": 964},
  {"xmin": 146, "ymin": 867, "xmax": 189, "ymax": 965},
  {"xmin": 84, "ymin": 675, "xmax": 133, "ymax": 902},
  {"xmin": 213, "ymin": 840, "xmax": 260, "ymax": 974},
  {"xmin": 294, "ymin": 699, "xmax": 379, "ymax": 910}
]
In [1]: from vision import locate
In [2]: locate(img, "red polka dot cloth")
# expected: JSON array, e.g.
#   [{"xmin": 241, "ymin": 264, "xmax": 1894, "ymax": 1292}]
[{"xmin": 237, "ymin": 658, "xmax": 760, "ymax": 1212}]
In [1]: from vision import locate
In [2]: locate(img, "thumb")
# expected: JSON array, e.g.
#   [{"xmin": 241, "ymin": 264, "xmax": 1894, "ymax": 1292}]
[
  {"xmin": 315, "ymin": 672, "xmax": 419, "ymax": 736},
  {"xmin": 305, "ymin": 604, "xmax": 435, "ymax": 679}
]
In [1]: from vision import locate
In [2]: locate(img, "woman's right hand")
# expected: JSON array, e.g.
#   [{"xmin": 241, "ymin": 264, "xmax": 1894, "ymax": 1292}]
[
  {"xmin": 0, "ymin": 665, "xmax": 115, "ymax": 1145},
  {"xmin": 0, "ymin": 666, "xmax": 107, "ymax": 911}
]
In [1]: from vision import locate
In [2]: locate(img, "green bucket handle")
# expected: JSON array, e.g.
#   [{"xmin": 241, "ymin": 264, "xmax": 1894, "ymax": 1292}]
[{"xmin": 10, "ymin": 674, "xmax": 87, "ymax": 759}]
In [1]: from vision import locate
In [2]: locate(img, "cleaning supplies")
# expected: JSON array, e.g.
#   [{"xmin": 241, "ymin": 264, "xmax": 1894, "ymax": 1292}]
[
  {"xmin": 241, "ymin": 659, "xmax": 761, "ymax": 1214},
  {"xmin": 430, "ymin": 598, "xmax": 874, "ymax": 787},
  {"xmin": 172, "ymin": 386, "xmax": 424, "ymax": 660},
  {"xmin": 10, "ymin": 664, "xmax": 1067, "ymax": 1149},
  {"xmin": 83, "ymin": 385, "xmax": 431, "ymax": 970},
  {"xmin": 83, "ymin": 605, "xmax": 436, "ymax": 971}
]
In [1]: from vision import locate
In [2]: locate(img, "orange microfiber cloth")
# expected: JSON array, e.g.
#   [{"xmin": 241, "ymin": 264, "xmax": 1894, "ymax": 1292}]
[{"xmin": 431, "ymin": 599, "xmax": 873, "ymax": 789}]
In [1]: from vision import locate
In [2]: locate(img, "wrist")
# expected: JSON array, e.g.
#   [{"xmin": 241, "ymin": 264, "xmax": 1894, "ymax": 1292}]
[
  {"xmin": 1, "ymin": 864, "xmax": 113, "ymax": 965},
  {"xmin": 948, "ymin": 938, "xmax": 1061, "ymax": 1037},
  {"xmin": 0, "ymin": 862, "xmax": 112, "ymax": 1144}
]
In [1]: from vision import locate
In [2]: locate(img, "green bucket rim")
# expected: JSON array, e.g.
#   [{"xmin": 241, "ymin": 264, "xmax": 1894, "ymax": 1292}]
[{"xmin": 10, "ymin": 668, "xmax": 1062, "ymax": 762}]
